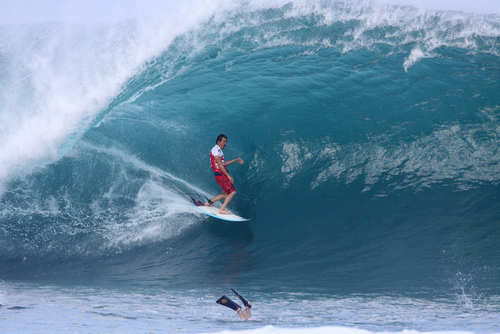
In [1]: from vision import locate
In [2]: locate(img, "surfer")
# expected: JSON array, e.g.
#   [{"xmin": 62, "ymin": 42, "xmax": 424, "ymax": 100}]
[
  {"xmin": 216, "ymin": 288, "xmax": 252, "ymax": 320},
  {"xmin": 205, "ymin": 134, "xmax": 244, "ymax": 215}
]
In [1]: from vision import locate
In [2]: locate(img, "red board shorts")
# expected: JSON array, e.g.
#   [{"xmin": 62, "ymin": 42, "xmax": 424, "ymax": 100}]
[{"xmin": 215, "ymin": 174, "xmax": 236, "ymax": 195}]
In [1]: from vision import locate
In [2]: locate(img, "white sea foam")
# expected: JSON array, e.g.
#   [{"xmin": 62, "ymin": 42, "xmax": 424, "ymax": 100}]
[
  {"xmin": 204, "ymin": 327, "xmax": 479, "ymax": 334},
  {"xmin": 103, "ymin": 180, "xmax": 197, "ymax": 247},
  {"xmin": 0, "ymin": 23, "xmax": 147, "ymax": 183},
  {"xmin": 72, "ymin": 142, "xmax": 213, "ymax": 247},
  {"xmin": 403, "ymin": 47, "xmax": 428, "ymax": 72}
]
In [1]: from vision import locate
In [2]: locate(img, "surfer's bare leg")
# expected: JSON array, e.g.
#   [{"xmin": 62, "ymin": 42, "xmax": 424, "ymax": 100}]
[
  {"xmin": 244, "ymin": 302, "xmax": 252, "ymax": 319},
  {"xmin": 236, "ymin": 307, "xmax": 248, "ymax": 320},
  {"xmin": 230, "ymin": 288, "xmax": 251, "ymax": 318},
  {"xmin": 220, "ymin": 191, "xmax": 236, "ymax": 214},
  {"xmin": 205, "ymin": 193, "xmax": 227, "ymax": 206}
]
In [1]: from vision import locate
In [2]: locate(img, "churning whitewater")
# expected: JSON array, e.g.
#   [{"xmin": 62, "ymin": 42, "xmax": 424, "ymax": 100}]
[{"xmin": 1, "ymin": 0, "xmax": 499, "ymax": 333}]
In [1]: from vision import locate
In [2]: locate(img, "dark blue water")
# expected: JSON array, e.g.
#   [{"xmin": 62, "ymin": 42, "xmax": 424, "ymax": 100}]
[{"xmin": 1, "ymin": 1, "xmax": 499, "ymax": 332}]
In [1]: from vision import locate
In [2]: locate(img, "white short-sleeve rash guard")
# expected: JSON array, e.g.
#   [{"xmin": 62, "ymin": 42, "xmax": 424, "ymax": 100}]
[{"xmin": 210, "ymin": 145, "xmax": 225, "ymax": 172}]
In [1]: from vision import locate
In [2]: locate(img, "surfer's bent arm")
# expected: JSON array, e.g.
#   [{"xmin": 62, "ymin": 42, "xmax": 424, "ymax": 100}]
[{"xmin": 215, "ymin": 156, "xmax": 234, "ymax": 183}]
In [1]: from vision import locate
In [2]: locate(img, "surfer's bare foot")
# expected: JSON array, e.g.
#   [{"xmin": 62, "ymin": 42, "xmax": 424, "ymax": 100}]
[
  {"xmin": 204, "ymin": 202, "xmax": 215, "ymax": 207},
  {"xmin": 219, "ymin": 209, "xmax": 231, "ymax": 215}
]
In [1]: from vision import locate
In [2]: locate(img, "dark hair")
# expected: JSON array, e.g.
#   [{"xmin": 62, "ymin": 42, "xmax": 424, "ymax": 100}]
[{"xmin": 216, "ymin": 134, "xmax": 227, "ymax": 144}]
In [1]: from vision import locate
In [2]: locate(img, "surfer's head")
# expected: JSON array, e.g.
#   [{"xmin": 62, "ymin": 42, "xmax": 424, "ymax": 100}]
[{"xmin": 216, "ymin": 134, "xmax": 228, "ymax": 146}]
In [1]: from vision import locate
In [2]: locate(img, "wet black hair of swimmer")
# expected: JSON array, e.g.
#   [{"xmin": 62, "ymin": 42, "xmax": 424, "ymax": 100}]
[
  {"xmin": 231, "ymin": 288, "xmax": 251, "ymax": 309},
  {"xmin": 216, "ymin": 295, "xmax": 241, "ymax": 311}
]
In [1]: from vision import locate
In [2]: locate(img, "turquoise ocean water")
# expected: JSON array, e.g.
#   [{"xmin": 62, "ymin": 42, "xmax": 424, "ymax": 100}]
[{"xmin": 1, "ymin": 1, "xmax": 499, "ymax": 333}]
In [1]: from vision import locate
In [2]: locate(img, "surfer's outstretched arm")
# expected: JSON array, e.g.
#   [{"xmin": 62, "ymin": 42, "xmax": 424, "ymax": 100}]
[{"xmin": 225, "ymin": 157, "xmax": 244, "ymax": 166}]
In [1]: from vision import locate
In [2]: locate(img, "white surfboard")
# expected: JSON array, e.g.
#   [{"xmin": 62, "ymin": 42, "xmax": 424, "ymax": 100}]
[{"xmin": 192, "ymin": 202, "xmax": 250, "ymax": 222}]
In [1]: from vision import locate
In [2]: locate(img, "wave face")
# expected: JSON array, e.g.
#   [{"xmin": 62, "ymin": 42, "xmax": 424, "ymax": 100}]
[{"xmin": 1, "ymin": 1, "xmax": 500, "ymax": 301}]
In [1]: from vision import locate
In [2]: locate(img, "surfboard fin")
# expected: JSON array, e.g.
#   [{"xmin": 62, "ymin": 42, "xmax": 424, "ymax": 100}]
[
  {"xmin": 231, "ymin": 288, "xmax": 251, "ymax": 309},
  {"xmin": 216, "ymin": 295, "xmax": 241, "ymax": 311}
]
